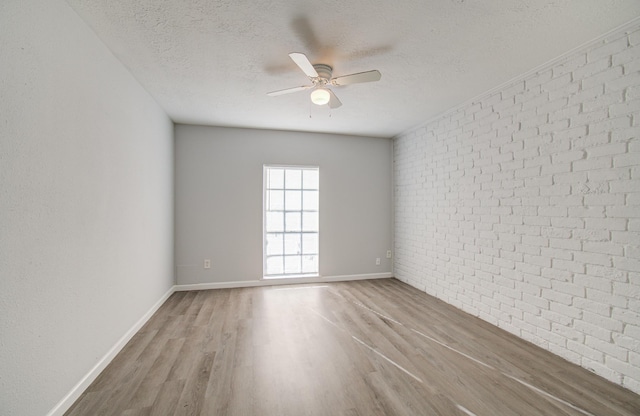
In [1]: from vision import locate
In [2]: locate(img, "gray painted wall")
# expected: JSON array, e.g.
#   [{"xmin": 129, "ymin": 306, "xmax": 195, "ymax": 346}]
[
  {"xmin": 0, "ymin": 1, "xmax": 175, "ymax": 414},
  {"xmin": 175, "ymin": 125, "xmax": 393, "ymax": 285}
]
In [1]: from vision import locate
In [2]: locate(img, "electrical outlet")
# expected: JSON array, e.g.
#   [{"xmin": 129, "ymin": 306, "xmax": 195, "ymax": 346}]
[
  {"xmin": 386, "ymin": 250, "xmax": 392, "ymax": 259},
  {"xmin": 204, "ymin": 259, "xmax": 211, "ymax": 269},
  {"xmin": 376, "ymin": 258, "xmax": 381, "ymax": 266}
]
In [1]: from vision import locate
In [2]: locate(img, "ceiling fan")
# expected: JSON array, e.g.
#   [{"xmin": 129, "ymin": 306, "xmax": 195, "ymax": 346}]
[{"xmin": 267, "ymin": 52, "xmax": 381, "ymax": 109}]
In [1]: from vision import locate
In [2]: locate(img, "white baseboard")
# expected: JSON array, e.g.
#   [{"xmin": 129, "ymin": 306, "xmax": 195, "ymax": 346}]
[
  {"xmin": 175, "ymin": 272, "xmax": 393, "ymax": 291},
  {"xmin": 46, "ymin": 286, "xmax": 176, "ymax": 416}
]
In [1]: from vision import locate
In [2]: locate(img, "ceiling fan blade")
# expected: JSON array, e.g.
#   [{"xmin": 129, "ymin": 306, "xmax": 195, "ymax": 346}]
[
  {"xmin": 328, "ymin": 89, "xmax": 342, "ymax": 109},
  {"xmin": 331, "ymin": 70, "xmax": 381, "ymax": 86},
  {"xmin": 267, "ymin": 85, "xmax": 313, "ymax": 96},
  {"xmin": 289, "ymin": 52, "xmax": 319, "ymax": 78}
]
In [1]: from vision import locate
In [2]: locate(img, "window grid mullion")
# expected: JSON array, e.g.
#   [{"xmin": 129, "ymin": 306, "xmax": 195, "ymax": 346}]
[
  {"xmin": 282, "ymin": 169, "xmax": 287, "ymax": 263},
  {"xmin": 300, "ymin": 177, "xmax": 304, "ymax": 257}
]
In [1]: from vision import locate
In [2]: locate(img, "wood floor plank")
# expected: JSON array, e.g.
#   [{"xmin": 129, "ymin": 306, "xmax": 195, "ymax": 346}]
[
  {"xmin": 148, "ymin": 379, "xmax": 186, "ymax": 416},
  {"xmin": 65, "ymin": 279, "xmax": 640, "ymax": 416},
  {"xmin": 174, "ymin": 351, "xmax": 214, "ymax": 416}
]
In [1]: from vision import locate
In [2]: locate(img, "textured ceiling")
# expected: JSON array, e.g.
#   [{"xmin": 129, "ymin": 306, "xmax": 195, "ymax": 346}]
[{"xmin": 65, "ymin": 0, "xmax": 640, "ymax": 138}]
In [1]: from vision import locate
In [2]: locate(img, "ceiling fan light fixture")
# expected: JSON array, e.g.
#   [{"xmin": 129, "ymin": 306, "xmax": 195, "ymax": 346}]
[{"xmin": 310, "ymin": 88, "xmax": 331, "ymax": 105}]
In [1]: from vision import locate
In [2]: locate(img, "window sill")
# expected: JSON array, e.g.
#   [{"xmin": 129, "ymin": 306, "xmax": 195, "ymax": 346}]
[{"xmin": 263, "ymin": 273, "xmax": 320, "ymax": 280}]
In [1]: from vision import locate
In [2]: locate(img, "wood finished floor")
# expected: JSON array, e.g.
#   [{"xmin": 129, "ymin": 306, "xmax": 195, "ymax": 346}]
[{"xmin": 65, "ymin": 279, "xmax": 640, "ymax": 416}]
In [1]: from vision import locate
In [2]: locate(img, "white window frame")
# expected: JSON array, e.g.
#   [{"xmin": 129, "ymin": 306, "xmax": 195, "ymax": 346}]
[{"xmin": 263, "ymin": 165, "xmax": 319, "ymax": 278}]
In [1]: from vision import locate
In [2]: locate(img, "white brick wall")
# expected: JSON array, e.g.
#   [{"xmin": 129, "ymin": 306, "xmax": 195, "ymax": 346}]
[{"xmin": 394, "ymin": 23, "xmax": 640, "ymax": 393}]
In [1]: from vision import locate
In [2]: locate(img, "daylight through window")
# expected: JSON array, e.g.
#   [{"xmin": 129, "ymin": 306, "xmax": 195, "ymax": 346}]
[{"xmin": 263, "ymin": 166, "xmax": 319, "ymax": 278}]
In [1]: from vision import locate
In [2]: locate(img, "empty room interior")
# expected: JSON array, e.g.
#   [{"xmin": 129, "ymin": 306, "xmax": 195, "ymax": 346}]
[{"xmin": 3, "ymin": 0, "xmax": 640, "ymax": 415}]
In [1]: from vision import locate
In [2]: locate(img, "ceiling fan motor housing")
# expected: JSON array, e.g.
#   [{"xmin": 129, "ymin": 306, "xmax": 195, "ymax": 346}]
[{"xmin": 313, "ymin": 64, "xmax": 333, "ymax": 82}]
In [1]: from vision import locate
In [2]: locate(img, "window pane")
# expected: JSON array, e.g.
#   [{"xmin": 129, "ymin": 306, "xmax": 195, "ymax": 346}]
[
  {"xmin": 266, "ymin": 212, "xmax": 284, "ymax": 232},
  {"xmin": 302, "ymin": 234, "xmax": 318, "ymax": 254},
  {"xmin": 268, "ymin": 190, "xmax": 284, "ymax": 210},
  {"xmin": 266, "ymin": 256, "xmax": 283, "ymax": 275},
  {"xmin": 284, "ymin": 234, "xmax": 301, "ymax": 254},
  {"xmin": 302, "ymin": 212, "xmax": 318, "ymax": 232},
  {"xmin": 302, "ymin": 255, "xmax": 318, "ymax": 273},
  {"xmin": 285, "ymin": 212, "xmax": 301, "ymax": 232},
  {"xmin": 285, "ymin": 169, "xmax": 302, "ymax": 189},
  {"xmin": 302, "ymin": 190, "xmax": 318, "ymax": 211},
  {"xmin": 265, "ymin": 233, "xmax": 284, "ymax": 255},
  {"xmin": 303, "ymin": 169, "xmax": 319, "ymax": 189},
  {"xmin": 284, "ymin": 255, "xmax": 301, "ymax": 274},
  {"xmin": 268, "ymin": 168, "xmax": 284, "ymax": 189},
  {"xmin": 285, "ymin": 190, "xmax": 302, "ymax": 211}
]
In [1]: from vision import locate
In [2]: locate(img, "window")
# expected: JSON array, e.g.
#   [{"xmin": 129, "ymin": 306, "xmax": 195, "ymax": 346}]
[{"xmin": 264, "ymin": 166, "xmax": 319, "ymax": 278}]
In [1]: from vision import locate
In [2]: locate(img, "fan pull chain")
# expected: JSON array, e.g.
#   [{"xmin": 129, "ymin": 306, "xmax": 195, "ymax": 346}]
[{"xmin": 307, "ymin": 102, "xmax": 334, "ymax": 119}]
